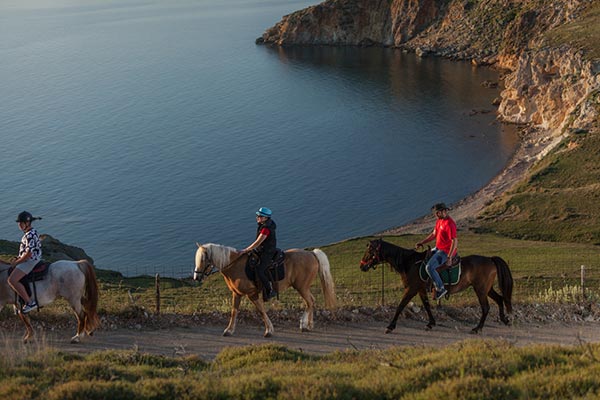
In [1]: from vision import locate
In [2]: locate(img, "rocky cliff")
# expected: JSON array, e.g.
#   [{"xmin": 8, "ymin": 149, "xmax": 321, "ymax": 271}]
[{"xmin": 257, "ymin": 0, "xmax": 599, "ymax": 138}]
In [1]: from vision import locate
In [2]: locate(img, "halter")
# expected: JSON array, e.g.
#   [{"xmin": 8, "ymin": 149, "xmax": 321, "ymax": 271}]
[
  {"xmin": 193, "ymin": 249, "xmax": 220, "ymax": 282},
  {"xmin": 360, "ymin": 240, "xmax": 383, "ymax": 270}
]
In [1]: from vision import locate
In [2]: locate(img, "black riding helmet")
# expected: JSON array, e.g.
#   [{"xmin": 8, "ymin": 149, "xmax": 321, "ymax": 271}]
[
  {"xmin": 16, "ymin": 211, "xmax": 41, "ymax": 223},
  {"xmin": 432, "ymin": 203, "xmax": 450, "ymax": 212}
]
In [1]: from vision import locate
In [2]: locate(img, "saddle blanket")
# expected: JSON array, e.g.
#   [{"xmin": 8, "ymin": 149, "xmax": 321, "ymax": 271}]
[{"xmin": 419, "ymin": 261, "xmax": 461, "ymax": 285}]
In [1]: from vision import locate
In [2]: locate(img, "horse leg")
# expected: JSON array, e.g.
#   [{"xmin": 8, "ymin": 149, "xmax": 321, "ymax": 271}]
[
  {"xmin": 68, "ymin": 298, "xmax": 87, "ymax": 344},
  {"xmin": 488, "ymin": 288, "xmax": 509, "ymax": 325},
  {"xmin": 418, "ymin": 290, "xmax": 436, "ymax": 330},
  {"xmin": 386, "ymin": 288, "xmax": 418, "ymax": 334},
  {"xmin": 223, "ymin": 292, "xmax": 242, "ymax": 336},
  {"xmin": 248, "ymin": 294, "xmax": 274, "ymax": 337},
  {"xmin": 297, "ymin": 287, "xmax": 315, "ymax": 332},
  {"xmin": 18, "ymin": 311, "xmax": 34, "ymax": 343},
  {"xmin": 472, "ymin": 289, "xmax": 490, "ymax": 334}
]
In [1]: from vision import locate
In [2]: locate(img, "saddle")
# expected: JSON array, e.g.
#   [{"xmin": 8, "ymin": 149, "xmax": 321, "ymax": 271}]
[
  {"xmin": 418, "ymin": 254, "xmax": 462, "ymax": 286},
  {"xmin": 9, "ymin": 260, "xmax": 52, "ymax": 307},
  {"xmin": 245, "ymin": 249, "xmax": 286, "ymax": 285}
]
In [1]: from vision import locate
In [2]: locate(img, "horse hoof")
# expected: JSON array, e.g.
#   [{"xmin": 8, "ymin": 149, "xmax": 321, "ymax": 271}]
[
  {"xmin": 470, "ymin": 329, "xmax": 481, "ymax": 335},
  {"xmin": 222, "ymin": 331, "xmax": 232, "ymax": 337},
  {"xmin": 300, "ymin": 327, "xmax": 310, "ymax": 332},
  {"xmin": 384, "ymin": 328, "xmax": 393, "ymax": 334},
  {"xmin": 425, "ymin": 324, "xmax": 433, "ymax": 331},
  {"xmin": 264, "ymin": 332, "xmax": 272, "ymax": 338},
  {"xmin": 70, "ymin": 336, "xmax": 81, "ymax": 344}
]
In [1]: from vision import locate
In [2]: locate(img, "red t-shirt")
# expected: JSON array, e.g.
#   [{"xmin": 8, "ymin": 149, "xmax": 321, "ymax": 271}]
[
  {"xmin": 259, "ymin": 228, "xmax": 270, "ymax": 236},
  {"xmin": 434, "ymin": 217, "xmax": 457, "ymax": 256}
]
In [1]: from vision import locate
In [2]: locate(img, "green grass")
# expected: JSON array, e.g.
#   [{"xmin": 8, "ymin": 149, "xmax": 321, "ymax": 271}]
[
  {"xmin": 0, "ymin": 341, "xmax": 599, "ymax": 399},
  {"xmin": 98, "ymin": 232, "xmax": 599, "ymax": 313},
  {"xmin": 545, "ymin": 1, "xmax": 600, "ymax": 60},
  {"xmin": 478, "ymin": 117, "xmax": 600, "ymax": 244}
]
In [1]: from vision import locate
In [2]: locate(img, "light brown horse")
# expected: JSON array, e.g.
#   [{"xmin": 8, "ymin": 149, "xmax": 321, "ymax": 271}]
[
  {"xmin": 359, "ymin": 239, "xmax": 513, "ymax": 333},
  {"xmin": 193, "ymin": 243, "xmax": 336, "ymax": 337},
  {"xmin": 0, "ymin": 259, "xmax": 100, "ymax": 343}
]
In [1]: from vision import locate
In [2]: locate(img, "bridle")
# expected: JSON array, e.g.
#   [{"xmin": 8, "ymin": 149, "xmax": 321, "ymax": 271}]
[
  {"xmin": 193, "ymin": 247, "xmax": 245, "ymax": 283},
  {"xmin": 193, "ymin": 249, "xmax": 219, "ymax": 283},
  {"xmin": 360, "ymin": 240, "xmax": 384, "ymax": 270}
]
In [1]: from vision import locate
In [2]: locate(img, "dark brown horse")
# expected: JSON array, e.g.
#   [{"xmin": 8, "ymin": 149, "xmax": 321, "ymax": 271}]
[{"xmin": 359, "ymin": 239, "xmax": 513, "ymax": 333}]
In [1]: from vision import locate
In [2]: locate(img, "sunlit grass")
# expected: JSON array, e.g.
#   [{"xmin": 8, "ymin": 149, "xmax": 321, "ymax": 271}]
[{"xmin": 0, "ymin": 341, "xmax": 599, "ymax": 399}]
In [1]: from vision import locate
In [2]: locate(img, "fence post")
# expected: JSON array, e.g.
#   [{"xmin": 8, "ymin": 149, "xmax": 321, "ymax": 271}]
[
  {"xmin": 580, "ymin": 265, "xmax": 585, "ymax": 300},
  {"xmin": 381, "ymin": 263, "xmax": 385, "ymax": 306},
  {"xmin": 155, "ymin": 273, "xmax": 161, "ymax": 315}
]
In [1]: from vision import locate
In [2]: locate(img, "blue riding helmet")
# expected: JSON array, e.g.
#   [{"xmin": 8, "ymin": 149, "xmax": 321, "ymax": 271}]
[{"xmin": 256, "ymin": 207, "xmax": 272, "ymax": 217}]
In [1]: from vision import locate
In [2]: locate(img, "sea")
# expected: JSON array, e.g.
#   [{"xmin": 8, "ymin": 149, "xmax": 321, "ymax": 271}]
[{"xmin": 0, "ymin": 0, "xmax": 518, "ymax": 276}]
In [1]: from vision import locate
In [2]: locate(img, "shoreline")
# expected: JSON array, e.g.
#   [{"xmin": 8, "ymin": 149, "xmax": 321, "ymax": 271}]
[{"xmin": 380, "ymin": 124, "xmax": 566, "ymax": 235}]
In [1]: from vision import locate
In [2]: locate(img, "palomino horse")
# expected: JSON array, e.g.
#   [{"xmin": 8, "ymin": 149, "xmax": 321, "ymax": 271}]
[
  {"xmin": 359, "ymin": 239, "xmax": 513, "ymax": 333},
  {"xmin": 0, "ymin": 260, "xmax": 100, "ymax": 343},
  {"xmin": 193, "ymin": 243, "xmax": 336, "ymax": 337}
]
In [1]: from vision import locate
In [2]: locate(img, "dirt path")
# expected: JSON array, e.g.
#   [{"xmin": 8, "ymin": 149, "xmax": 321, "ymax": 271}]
[{"xmin": 6, "ymin": 318, "xmax": 598, "ymax": 360}]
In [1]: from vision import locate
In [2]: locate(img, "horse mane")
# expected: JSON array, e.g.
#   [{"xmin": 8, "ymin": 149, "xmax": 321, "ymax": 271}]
[
  {"xmin": 380, "ymin": 240, "xmax": 421, "ymax": 274},
  {"xmin": 203, "ymin": 243, "xmax": 237, "ymax": 268}
]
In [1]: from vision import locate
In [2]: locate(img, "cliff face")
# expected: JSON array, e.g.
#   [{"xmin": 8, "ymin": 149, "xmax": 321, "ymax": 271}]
[{"xmin": 258, "ymin": 0, "xmax": 599, "ymax": 135}]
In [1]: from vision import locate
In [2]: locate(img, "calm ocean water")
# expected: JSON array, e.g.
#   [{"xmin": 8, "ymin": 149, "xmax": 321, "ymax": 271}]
[{"xmin": 0, "ymin": 0, "xmax": 518, "ymax": 275}]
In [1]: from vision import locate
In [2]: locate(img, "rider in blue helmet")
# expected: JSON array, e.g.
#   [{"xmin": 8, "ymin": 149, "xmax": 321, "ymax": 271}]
[{"xmin": 241, "ymin": 207, "xmax": 278, "ymax": 300}]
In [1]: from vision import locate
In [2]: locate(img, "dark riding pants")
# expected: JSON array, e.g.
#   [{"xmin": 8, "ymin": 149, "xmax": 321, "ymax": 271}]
[{"xmin": 256, "ymin": 250, "xmax": 275, "ymax": 290}]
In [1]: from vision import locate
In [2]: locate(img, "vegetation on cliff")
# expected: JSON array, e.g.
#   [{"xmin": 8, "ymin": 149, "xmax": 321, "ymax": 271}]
[{"xmin": 478, "ymin": 109, "xmax": 600, "ymax": 244}]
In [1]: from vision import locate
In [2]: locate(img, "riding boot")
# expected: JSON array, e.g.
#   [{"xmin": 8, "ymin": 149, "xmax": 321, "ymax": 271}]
[{"xmin": 263, "ymin": 282, "xmax": 277, "ymax": 301}]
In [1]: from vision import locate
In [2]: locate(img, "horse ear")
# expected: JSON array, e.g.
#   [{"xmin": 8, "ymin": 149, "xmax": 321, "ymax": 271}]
[{"xmin": 196, "ymin": 242, "xmax": 202, "ymax": 248}]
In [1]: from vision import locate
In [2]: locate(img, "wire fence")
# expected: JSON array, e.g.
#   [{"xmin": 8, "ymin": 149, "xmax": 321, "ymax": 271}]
[{"xmin": 101, "ymin": 260, "xmax": 600, "ymax": 314}]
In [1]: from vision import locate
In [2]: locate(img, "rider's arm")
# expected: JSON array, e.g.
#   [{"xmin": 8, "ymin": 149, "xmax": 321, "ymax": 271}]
[
  {"xmin": 12, "ymin": 250, "xmax": 32, "ymax": 266},
  {"xmin": 416, "ymin": 230, "xmax": 436, "ymax": 248},
  {"xmin": 242, "ymin": 234, "xmax": 268, "ymax": 252},
  {"xmin": 446, "ymin": 238, "xmax": 458, "ymax": 262}
]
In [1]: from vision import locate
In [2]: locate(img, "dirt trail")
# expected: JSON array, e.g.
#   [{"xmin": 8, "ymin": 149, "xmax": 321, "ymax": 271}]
[{"xmin": 5, "ymin": 318, "xmax": 598, "ymax": 360}]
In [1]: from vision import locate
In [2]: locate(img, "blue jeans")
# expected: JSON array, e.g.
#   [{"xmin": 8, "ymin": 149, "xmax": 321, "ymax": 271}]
[{"xmin": 425, "ymin": 249, "xmax": 447, "ymax": 291}]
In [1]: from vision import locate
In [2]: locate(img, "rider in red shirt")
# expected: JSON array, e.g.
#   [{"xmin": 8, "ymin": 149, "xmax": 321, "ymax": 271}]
[{"xmin": 416, "ymin": 203, "xmax": 458, "ymax": 300}]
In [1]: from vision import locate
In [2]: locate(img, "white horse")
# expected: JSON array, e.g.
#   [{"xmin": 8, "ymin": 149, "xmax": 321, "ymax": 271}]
[
  {"xmin": 0, "ymin": 260, "xmax": 100, "ymax": 343},
  {"xmin": 194, "ymin": 243, "xmax": 336, "ymax": 337}
]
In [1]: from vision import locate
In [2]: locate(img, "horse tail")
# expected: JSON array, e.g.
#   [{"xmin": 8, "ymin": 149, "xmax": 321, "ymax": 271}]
[
  {"xmin": 312, "ymin": 249, "xmax": 336, "ymax": 309},
  {"xmin": 492, "ymin": 256, "xmax": 513, "ymax": 313},
  {"xmin": 76, "ymin": 260, "xmax": 101, "ymax": 333}
]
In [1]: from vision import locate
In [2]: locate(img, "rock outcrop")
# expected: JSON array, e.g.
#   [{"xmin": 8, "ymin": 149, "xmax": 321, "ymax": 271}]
[{"xmin": 0, "ymin": 235, "xmax": 94, "ymax": 264}]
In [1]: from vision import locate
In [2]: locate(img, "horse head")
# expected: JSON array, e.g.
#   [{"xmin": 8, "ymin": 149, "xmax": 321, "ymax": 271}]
[
  {"xmin": 193, "ymin": 244, "xmax": 220, "ymax": 284},
  {"xmin": 359, "ymin": 239, "xmax": 384, "ymax": 271}
]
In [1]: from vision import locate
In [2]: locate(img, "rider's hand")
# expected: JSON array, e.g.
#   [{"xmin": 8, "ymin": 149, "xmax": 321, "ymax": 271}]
[{"xmin": 415, "ymin": 242, "xmax": 422, "ymax": 250}]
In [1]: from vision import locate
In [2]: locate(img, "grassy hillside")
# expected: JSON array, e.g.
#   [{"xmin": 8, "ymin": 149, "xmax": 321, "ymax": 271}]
[
  {"xmin": 1, "ymin": 341, "xmax": 599, "ymax": 399},
  {"xmin": 544, "ymin": 0, "xmax": 600, "ymax": 60},
  {"xmin": 477, "ymin": 115, "xmax": 600, "ymax": 244}
]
